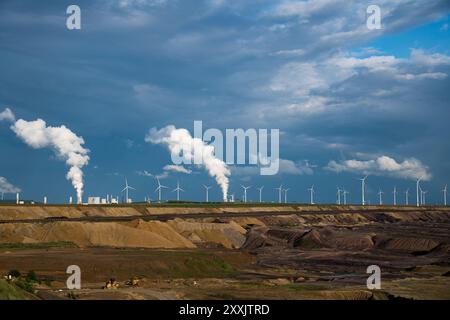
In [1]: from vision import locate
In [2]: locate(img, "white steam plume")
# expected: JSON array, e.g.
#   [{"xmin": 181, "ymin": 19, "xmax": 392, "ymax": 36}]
[
  {"xmin": 3, "ymin": 109, "xmax": 89, "ymax": 203},
  {"xmin": 0, "ymin": 176, "xmax": 21, "ymax": 193},
  {"xmin": 146, "ymin": 125, "xmax": 230, "ymax": 201}
]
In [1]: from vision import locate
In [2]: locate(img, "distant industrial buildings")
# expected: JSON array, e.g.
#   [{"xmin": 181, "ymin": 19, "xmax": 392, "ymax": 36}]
[{"xmin": 87, "ymin": 196, "xmax": 119, "ymax": 205}]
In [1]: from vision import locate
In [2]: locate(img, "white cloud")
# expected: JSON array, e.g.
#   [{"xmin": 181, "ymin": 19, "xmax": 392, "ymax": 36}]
[
  {"xmin": 271, "ymin": 48, "xmax": 305, "ymax": 57},
  {"xmin": 232, "ymin": 158, "xmax": 313, "ymax": 176},
  {"xmin": 270, "ymin": 62, "xmax": 328, "ymax": 96},
  {"xmin": 118, "ymin": 0, "xmax": 168, "ymax": 8},
  {"xmin": 0, "ymin": 176, "xmax": 21, "ymax": 193},
  {"xmin": 283, "ymin": 96, "xmax": 328, "ymax": 115},
  {"xmin": 270, "ymin": 0, "xmax": 346, "ymax": 18},
  {"xmin": 0, "ymin": 108, "xmax": 15, "ymax": 122},
  {"xmin": 162, "ymin": 164, "xmax": 192, "ymax": 174},
  {"xmin": 268, "ymin": 49, "xmax": 450, "ymax": 117},
  {"xmin": 410, "ymin": 49, "xmax": 450, "ymax": 66},
  {"xmin": 326, "ymin": 155, "xmax": 431, "ymax": 181},
  {"xmin": 397, "ymin": 72, "xmax": 447, "ymax": 80},
  {"xmin": 137, "ymin": 169, "xmax": 168, "ymax": 180}
]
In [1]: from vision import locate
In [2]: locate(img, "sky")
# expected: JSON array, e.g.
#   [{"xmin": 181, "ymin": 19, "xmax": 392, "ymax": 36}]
[{"xmin": 0, "ymin": 0, "xmax": 449, "ymax": 204}]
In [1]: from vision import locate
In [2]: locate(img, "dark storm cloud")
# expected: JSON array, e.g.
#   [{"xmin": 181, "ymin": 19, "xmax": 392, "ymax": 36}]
[{"xmin": 0, "ymin": 0, "xmax": 449, "ymax": 203}]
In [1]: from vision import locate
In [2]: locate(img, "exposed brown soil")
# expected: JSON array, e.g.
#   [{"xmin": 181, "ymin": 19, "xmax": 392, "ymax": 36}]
[{"xmin": 0, "ymin": 205, "xmax": 449, "ymax": 300}]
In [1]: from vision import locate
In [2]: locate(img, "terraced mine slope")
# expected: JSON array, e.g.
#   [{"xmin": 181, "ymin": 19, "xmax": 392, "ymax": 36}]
[{"xmin": 0, "ymin": 205, "xmax": 449, "ymax": 299}]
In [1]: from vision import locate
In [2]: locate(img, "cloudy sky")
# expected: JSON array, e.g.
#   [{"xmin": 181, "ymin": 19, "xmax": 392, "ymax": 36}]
[{"xmin": 0, "ymin": 0, "xmax": 449, "ymax": 204}]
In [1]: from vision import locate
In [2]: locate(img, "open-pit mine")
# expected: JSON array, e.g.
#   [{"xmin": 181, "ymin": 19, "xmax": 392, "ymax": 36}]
[{"xmin": 0, "ymin": 204, "xmax": 449, "ymax": 300}]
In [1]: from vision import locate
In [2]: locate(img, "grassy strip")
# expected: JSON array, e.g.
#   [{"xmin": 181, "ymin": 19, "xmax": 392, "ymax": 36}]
[
  {"xmin": 0, "ymin": 280, "xmax": 31, "ymax": 300},
  {"xmin": 0, "ymin": 242, "xmax": 78, "ymax": 249}
]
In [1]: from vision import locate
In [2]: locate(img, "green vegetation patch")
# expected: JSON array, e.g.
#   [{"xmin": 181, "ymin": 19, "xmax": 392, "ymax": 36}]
[
  {"xmin": 0, "ymin": 242, "xmax": 78, "ymax": 249},
  {"xmin": 116, "ymin": 250, "xmax": 237, "ymax": 279},
  {"xmin": 285, "ymin": 283, "xmax": 329, "ymax": 291},
  {"xmin": 0, "ymin": 280, "xmax": 30, "ymax": 300}
]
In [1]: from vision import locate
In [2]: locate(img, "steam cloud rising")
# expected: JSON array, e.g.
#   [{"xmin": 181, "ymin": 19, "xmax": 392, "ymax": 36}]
[
  {"xmin": 2, "ymin": 109, "xmax": 90, "ymax": 203},
  {"xmin": 146, "ymin": 125, "xmax": 230, "ymax": 201},
  {"xmin": 0, "ymin": 176, "xmax": 21, "ymax": 193}
]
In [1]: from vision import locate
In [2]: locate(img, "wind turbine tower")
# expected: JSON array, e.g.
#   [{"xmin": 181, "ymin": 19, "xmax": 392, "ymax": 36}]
[
  {"xmin": 283, "ymin": 188, "xmax": 290, "ymax": 204},
  {"xmin": 241, "ymin": 185, "xmax": 251, "ymax": 203},
  {"xmin": 378, "ymin": 189, "xmax": 384, "ymax": 205},
  {"xmin": 336, "ymin": 187, "xmax": 342, "ymax": 205},
  {"xmin": 343, "ymin": 190, "xmax": 349, "ymax": 205},
  {"xmin": 422, "ymin": 190, "xmax": 428, "ymax": 205},
  {"xmin": 172, "ymin": 180, "xmax": 185, "ymax": 201},
  {"xmin": 154, "ymin": 177, "xmax": 168, "ymax": 203},
  {"xmin": 257, "ymin": 186, "xmax": 264, "ymax": 203},
  {"xmin": 393, "ymin": 187, "xmax": 397, "ymax": 206},
  {"xmin": 308, "ymin": 185, "xmax": 315, "ymax": 205},
  {"xmin": 359, "ymin": 176, "xmax": 368, "ymax": 205},
  {"xmin": 122, "ymin": 177, "xmax": 136, "ymax": 204},
  {"xmin": 416, "ymin": 177, "xmax": 422, "ymax": 207},
  {"xmin": 404, "ymin": 189, "xmax": 409, "ymax": 206},
  {"xmin": 443, "ymin": 185, "xmax": 448, "ymax": 206},
  {"xmin": 203, "ymin": 185, "xmax": 212, "ymax": 202},
  {"xmin": 275, "ymin": 185, "xmax": 283, "ymax": 204}
]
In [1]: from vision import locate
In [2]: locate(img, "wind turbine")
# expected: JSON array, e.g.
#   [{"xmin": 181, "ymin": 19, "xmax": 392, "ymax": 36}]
[
  {"xmin": 343, "ymin": 190, "xmax": 349, "ymax": 205},
  {"xmin": 283, "ymin": 188, "xmax": 290, "ymax": 204},
  {"xmin": 172, "ymin": 180, "xmax": 185, "ymax": 201},
  {"xmin": 378, "ymin": 189, "xmax": 384, "ymax": 205},
  {"xmin": 203, "ymin": 185, "xmax": 212, "ymax": 202},
  {"xmin": 121, "ymin": 177, "xmax": 136, "ymax": 204},
  {"xmin": 359, "ymin": 175, "xmax": 368, "ymax": 205},
  {"xmin": 275, "ymin": 184, "xmax": 283, "ymax": 203},
  {"xmin": 336, "ymin": 187, "xmax": 342, "ymax": 205},
  {"xmin": 443, "ymin": 185, "xmax": 448, "ymax": 206},
  {"xmin": 416, "ymin": 177, "xmax": 422, "ymax": 207},
  {"xmin": 241, "ymin": 185, "xmax": 251, "ymax": 203},
  {"xmin": 308, "ymin": 185, "xmax": 315, "ymax": 205},
  {"xmin": 405, "ymin": 189, "xmax": 409, "ymax": 205},
  {"xmin": 256, "ymin": 186, "xmax": 264, "ymax": 203},
  {"xmin": 422, "ymin": 190, "xmax": 428, "ymax": 205},
  {"xmin": 154, "ymin": 177, "xmax": 168, "ymax": 203},
  {"xmin": 393, "ymin": 186, "xmax": 397, "ymax": 206}
]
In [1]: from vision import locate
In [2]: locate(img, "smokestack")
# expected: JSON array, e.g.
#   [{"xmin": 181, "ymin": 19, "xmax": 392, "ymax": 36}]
[
  {"xmin": 16, "ymin": 192, "xmax": 19, "ymax": 204},
  {"xmin": 44, "ymin": 196, "xmax": 47, "ymax": 205},
  {"xmin": 69, "ymin": 196, "xmax": 73, "ymax": 204},
  {"xmin": 77, "ymin": 194, "xmax": 82, "ymax": 205}
]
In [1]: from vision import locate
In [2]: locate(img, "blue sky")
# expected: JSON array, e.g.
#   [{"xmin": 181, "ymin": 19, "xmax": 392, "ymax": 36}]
[{"xmin": 0, "ymin": 0, "xmax": 449, "ymax": 204}]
